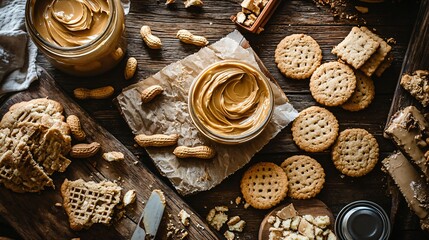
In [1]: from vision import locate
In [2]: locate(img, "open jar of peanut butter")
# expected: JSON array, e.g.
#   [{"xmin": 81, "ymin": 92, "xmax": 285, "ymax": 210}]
[
  {"xmin": 188, "ymin": 60, "xmax": 274, "ymax": 144},
  {"xmin": 25, "ymin": 0, "xmax": 126, "ymax": 76}
]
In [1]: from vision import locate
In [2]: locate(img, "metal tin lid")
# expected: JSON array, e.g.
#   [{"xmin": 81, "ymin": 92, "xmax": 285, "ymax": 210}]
[{"xmin": 335, "ymin": 200, "xmax": 391, "ymax": 240}]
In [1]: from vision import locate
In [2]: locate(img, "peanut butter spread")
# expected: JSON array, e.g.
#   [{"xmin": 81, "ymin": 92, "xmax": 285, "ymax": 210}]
[
  {"xmin": 191, "ymin": 61, "xmax": 272, "ymax": 137},
  {"xmin": 33, "ymin": 0, "xmax": 110, "ymax": 47}
]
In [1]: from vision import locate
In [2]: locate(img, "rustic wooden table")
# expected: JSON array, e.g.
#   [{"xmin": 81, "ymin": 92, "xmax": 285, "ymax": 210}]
[{"xmin": 1, "ymin": 0, "xmax": 428, "ymax": 239}]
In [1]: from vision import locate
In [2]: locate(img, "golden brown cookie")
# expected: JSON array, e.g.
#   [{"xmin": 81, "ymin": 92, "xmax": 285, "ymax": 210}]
[
  {"xmin": 275, "ymin": 34, "xmax": 322, "ymax": 80},
  {"xmin": 281, "ymin": 155, "xmax": 325, "ymax": 199},
  {"xmin": 342, "ymin": 71, "xmax": 375, "ymax": 111},
  {"xmin": 240, "ymin": 162, "xmax": 288, "ymax": 210},
  {"xmin": 332, "ymin": 128, "xmax": 379, "ymax": 177},
  {"xmin": 309, "ymin": 61, "xmax": 356, "ymax": 107},
  {"xmin": 61, "ymin": 179, "xmax": 122, "ymax": 231},
  {"xmin": 291, "ymin": 106, "xmax": 339, "ymax": 152}
]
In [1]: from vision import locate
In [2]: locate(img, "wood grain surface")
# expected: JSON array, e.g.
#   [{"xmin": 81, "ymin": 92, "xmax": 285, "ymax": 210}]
[
  {"xmin": 0, "ymin": 0, "xmax": 428, "ymax": 239},
  {"xmin": 0, "ymin": 70, "xmax": 219, "ymax": 239}
]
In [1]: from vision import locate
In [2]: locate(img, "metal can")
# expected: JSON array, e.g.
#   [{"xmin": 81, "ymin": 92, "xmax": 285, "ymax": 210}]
[{"xmin": 335, "ymin": 200, "xmax": 391, "ymax": 240}]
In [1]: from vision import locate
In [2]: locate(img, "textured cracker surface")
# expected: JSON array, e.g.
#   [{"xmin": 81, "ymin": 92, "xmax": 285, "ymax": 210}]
[
  {"xmin": 281, "ymin": 155, "xmax": 325, "ymax": 199},
  {"xmin": 332, "ymin": 128, "xmax": 379, "ymax": 177},
  {"xmin": 291, "ymin": 106, "xmax": 339, "ymax": 152},
  {"xmin": 342, "ymin": 71, "xmax": 375, "ymax": 111},
  {"xmin": 309, "ymin": 61, "xmax": 356, "ymax": 107},
  {"xmin": 240, "ymin": 162, "xmax": 288, "ymax": 209},
  {"xmin": 332, "ymin": 27, "xmax": 379, "ymax": 69},
  {"xmin": 275, "ymin": 34, "xmax": 322, "ymax": 80}
]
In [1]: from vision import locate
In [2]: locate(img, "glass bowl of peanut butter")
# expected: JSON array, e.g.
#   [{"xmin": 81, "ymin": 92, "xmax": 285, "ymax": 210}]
[
  {"xmin": 188, "ymin": 60, "xmax": 274, "ymax": 144},
  {"xmin": 25, "ymin": 0, "xmax": 126, "ymax": 76}
]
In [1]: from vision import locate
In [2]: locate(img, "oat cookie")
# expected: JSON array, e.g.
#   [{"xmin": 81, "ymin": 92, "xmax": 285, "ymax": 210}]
[
  {"xmin": 275, "ymin": 34, "xmax": 322, "ymax": 80},
  {"xmin": 309, "ymin": 61, "xmax": 356, "ymax": 106},
  {"xmin": 281, "ymin": 155, "xmax": 325, "ymax": 199},
  {"xmin": 332, "ymin": 128, "xmax": 379, "ymax": 177},
  {"xmin": 240, "ymin": 162, "xmax": 288, "ymax": 209},
  {"xmin": 358, "ymin": 27, "xmax": 392, "ymax": 77},
  {"xmin": 332, "ymin": 27, "xmax": 380, "ymax": 69},
  {"xmin": 342, "ymin": 71, "xmax": 375, "ymax": 111},
  {"xmin": 291, "ymin": 106, "xmax": 339, "ymax": 152}
]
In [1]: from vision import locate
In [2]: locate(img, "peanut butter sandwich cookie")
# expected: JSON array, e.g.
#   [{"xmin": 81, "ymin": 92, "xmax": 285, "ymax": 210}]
[
  {"xmin": 281, "ymin": 155, "xmax": 325, "ymax": 199},
  {"xmin": 310, "ymin": 61, "xmax": 356, "ymax": 107},
  {"xmin": 291, "ymin": 106, "xmax": 339, "ymax": 152},
  {"xmin": 332, "ymin": 27, "xmax": 380, "ymax": 69},
  {"xmin": 240, "ymin": 162, "xmax": 288, "ymax": 210},
  {"xmin": 342, "ymin": 71, "xmax": 375, "ymax": 111},
  {"xmin": 332, "ymin": 128, "xmax": 379, "ymax": 177},
  {"xmin": 275, "ymin": 34, "xmax": 322, "ymax": 80}
]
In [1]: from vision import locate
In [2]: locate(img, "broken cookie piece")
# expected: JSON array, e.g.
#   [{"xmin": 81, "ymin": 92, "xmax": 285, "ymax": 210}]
[
  {"xmin": 206, "ymin": 206, "xmax": 228, "ymax": 231},
  {"xmin": 400, "ymin": 70, "xmax": 429, "ymax": 107},
  {"xmin": 60, "ymin": 179, "xmax": 122, "ymax": 230},
  {"xmin": 179, "ymin": 209, "xmax": 191, "ymax": 227}
]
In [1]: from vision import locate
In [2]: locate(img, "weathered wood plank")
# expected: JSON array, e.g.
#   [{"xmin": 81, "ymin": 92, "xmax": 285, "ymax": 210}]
[{"xmin": 0, "ymin": 70, "xmax": 219, "ymax": 239}]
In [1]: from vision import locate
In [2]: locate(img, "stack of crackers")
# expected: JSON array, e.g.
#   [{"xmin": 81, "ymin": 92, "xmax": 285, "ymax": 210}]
[{"xmin": 0, "ymin": 99, "xmax": 72, "ymax": 192}]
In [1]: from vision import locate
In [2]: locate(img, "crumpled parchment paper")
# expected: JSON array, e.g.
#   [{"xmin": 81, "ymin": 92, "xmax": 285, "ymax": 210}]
[{"xmin": 116, "ymin": 31, "xmax": 298, "ymax": 195}]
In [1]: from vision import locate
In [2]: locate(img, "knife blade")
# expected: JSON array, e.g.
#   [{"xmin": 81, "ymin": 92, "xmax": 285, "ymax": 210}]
[{"xmin": 131, "ymin": 189, "xmax": 166, "ymax": 240}]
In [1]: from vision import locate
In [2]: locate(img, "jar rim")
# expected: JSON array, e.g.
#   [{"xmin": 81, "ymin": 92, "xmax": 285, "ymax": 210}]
[
  {"xmin": 188, "ymin": 60, "xmax": 275, "ymax": 145},
  {"xmin": 25, "ymin": 0, "xmax": 116, "ymax": 52}
]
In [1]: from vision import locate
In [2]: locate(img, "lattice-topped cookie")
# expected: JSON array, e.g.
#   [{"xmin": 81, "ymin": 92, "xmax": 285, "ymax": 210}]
[
  {"xmin": 291, "ymin": 106, "xmax": 339, "ymax": 152},
  {"xmin": 342, "ymin": 70, "xmax": 375, "ymax": 112},
  {"xmin": 309, "ymin": 61, "xmax": 356, "ymax": 107},
  {"xmin": 332, "ymin": 27, "xmax": 379, "ymax": 69},
  {"xmin": 332, "ymin": 128, "xmax": 379, "ymax": 177},
  {"xmin": 240, "ymin": 162, "xmax": 288, "ymax": 209},
  {"xmin": 61, "ymin": 179, "xmax": 122, "ymax": 231},
  {"xmin": 281, "ymin": 155, "xmax": 325, "ymax": 199},
  {"xmin": 275, "ymin": 34, "xmax": 322, "ymax": 79}
]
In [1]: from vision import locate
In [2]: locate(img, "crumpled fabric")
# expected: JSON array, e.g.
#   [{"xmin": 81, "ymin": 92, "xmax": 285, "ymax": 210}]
[{"xmin": 0, "ymin": 0, "xmax": 39, "ymax": 96}]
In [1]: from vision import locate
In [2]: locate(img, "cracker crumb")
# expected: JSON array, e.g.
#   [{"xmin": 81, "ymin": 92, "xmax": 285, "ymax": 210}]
[
  {"xmin": 387, "ymin": 37, "xmax": 396, "ymax": 45},
  {"xmin": 179, "ymin": 209, "xmax": 191, "ymax": 227},
  {"xmin": 235, "ymin": 196, "xmax": 242, "ymax": 205},
  {"xmin": 196, "ymin": 223, "xmax": 205, "ymax": 230},
  {"xmin": 55, "ymin": 202, "xmax": 62, "ymax": 207},
  {"xmin": 228, "ymin": 220, "xmax": 246, "ymax": 232},
  {"xmin": 123, "ymin": 189, "xmax": 136, "ymax": 207},
  {"xmin": 227, "ymin": 216, "xmax": 241, "ymax": 226},
  {"xmin": 206, "ymin": 206, "xmax": 229, "ymax": 231},
  {"xmin": 244, "ymin": 202, "xmax": 250, "ymax": 209},
  {"xmin": 179, "ymin": 230, "xmax": 189, "ymax": 239},
  {"xmin": 224, "ymin": 230, "xmax": 235, "ymax": 240},
  {"xmin": 133, "ymin": 160, "xmax": 139, "ymax": 165}
]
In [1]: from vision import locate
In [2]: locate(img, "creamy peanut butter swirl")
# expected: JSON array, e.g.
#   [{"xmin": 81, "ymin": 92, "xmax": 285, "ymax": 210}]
[
  {"xmin": 33, "ymin": 0, "xmax": 110, "ymax": 47},
  {"xmin": 192, "ymin": 61, "xmax": 272, "ymax": 137}
]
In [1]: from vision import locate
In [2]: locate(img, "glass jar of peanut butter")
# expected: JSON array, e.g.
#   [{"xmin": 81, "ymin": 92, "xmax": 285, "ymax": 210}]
[
  {"xmin": 188, "ymin": 60, "xmax": 274, "ymax": 144},
  {"xmin": 25, "ymin": 0, "xmax": 126, "ymax": 76}
]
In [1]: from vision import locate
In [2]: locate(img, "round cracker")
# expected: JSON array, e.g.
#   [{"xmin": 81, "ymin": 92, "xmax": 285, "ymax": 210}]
[
  {"xmin": 275, "ymin": 34, "xmax": 322, "ymax": 80},
  {"xmin": 240, "ymin": 162, "xmax": 288, "ymax": 210},
  {"xmin": 281, "ymin": 155, "xmax": 325, "ymax": 199},
  {"xmin": 309, "ymin": 61, "xmax": 356, "ymax": 106},
  {"xmin": 332, "ymin": 128, "xmax": 379, "ymax": 177},
  {"xmin": 291, "ymin": 106, "xmax": 339, "ymax": 152},
  {"xmin": 342, "ymin": 71, "xmax": 375, "ymax": 111}
]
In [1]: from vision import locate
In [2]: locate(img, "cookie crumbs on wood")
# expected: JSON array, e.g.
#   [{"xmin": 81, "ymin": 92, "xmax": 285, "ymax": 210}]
[
  {"xmin": 206, "ymin": 206, "xmax": 229, "ymax": 231},
  {"xmin": 179, "ymin": 209, "xmax": 191, "ymax": 226}
]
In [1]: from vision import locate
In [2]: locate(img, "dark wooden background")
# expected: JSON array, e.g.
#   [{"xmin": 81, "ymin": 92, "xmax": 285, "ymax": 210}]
[{"xmin": 1, "ymin": 0, "xmax": 427, "ymax": 239}]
